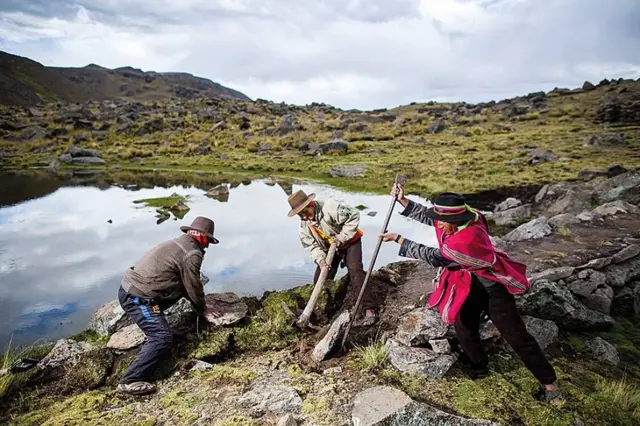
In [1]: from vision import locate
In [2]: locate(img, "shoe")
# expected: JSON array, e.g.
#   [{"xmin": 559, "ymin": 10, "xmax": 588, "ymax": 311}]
[
  {"xmin": 117, "ymin": 381, "xmax": 156, "ymax": 395},
  {"xmin": 533, "ymin": 387, "xmax": 562, "ymax": 402},
  {"xmin": 361, "ymin": 310, "xmax": 377, "ymax": 327}
]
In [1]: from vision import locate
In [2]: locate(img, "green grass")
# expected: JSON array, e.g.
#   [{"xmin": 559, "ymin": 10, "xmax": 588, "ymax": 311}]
[
  {"xmin": 2, "ymin": 80, "xmax": 640, "ymax": 197},
  {"xmin": 353, "ymin": 334, "xmax": 388, "ymax": 372},
  {"xmin": 132, "ymin": 194, "xmax": 187, "ymax": 208}
]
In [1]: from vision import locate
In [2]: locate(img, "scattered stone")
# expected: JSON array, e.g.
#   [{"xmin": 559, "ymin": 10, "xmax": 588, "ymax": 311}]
[
  {"xmin": 385, "ymin": 339, "xmax": 457, "ymax": 379},
  {"xmin": 585, "ymin": 337, "xmax": 620, "ymax": 366},
  {"xmin": 593, "ymin": 200, "xmax": 639, "ymax": 216},
  {"xmin": 328, "ymin": 165, "xmax": 367, "ymax": 178},
  {"xmin": 190, "ymin": 360, "xmax": 213, "ymax": 371},
  {"xmin": 479, "ymin": 320, "xmax": 501, "ymax": 341},
  {"xmin": 523, "ymin": 316, "xmax": 559, "ymax": 350},
  {"xmin": 578, "ymin": 169, "xmax": 606, "ymax": 180},
  {"xmin": 492, "ymin": 204, "xmax": 532, "ymax": 226},
  {"xmin": 605, "ymin": 164, "xmax": 628, "ymax": 178},
  {"xmin": 206, "ymin": 184, "xmax": 230, "ymax": 200},
  {"xmin": 528, "ymin": 266, "xmax": 575, "ymax": 284},
  {"xmin": 528, "ymin": 149, "xmax": 558, "ymax": 165},
  {"xmin": 428, "ymin": 339, "xmax": 451, "ymax": 354},
  {"xmin": 351, "ymin": 386, "xmax": 498, "ymax": 426},
  {"xmin": 210, "ymin": 121, "xmax": 226, "ymax": 133},
  {"xmin": 541, "ymin": 188, "xmax": 594, "ymax": 217},
  {"xmin": 203, "ymin": 292, "xmax": 248, "ymax": 326},
  {"xmin": 611, "ymin": 244, "xmax": 640, "ymax": 264},
  {"xmin": 312, "ymin": 310, "xmax": 350, "ymax": 362},
  {"xmin": 88, "ymin": 300, "xmax": 131, "ymax": 336},
  {"xmin": 548, "ymin": 213, "xmax": 579, "ymax": 228},
  {"xmin": 107, "ymin": 324, "xmax": 145, "ymax": 350},
  {"xmin": 610, "ymin": 287, "xmax": 636, "ymax": 316},
  {"xmin": 18, "ymin": 125, "xmax": 50, "ymax": 141},
  {"xmin": 594, "ymin": 170, "xmax": 640, "ymax": 205},
  {"xmin": 585, "ymin": 285, "xmax": 614, "ymax": 314},
  {"xmin": 517, "ymin": 280, "xmax": 615, "ymax": 331},
  {"xmin": 576, "ymin": 211, "xmax": 601, "ymax": 222},
  {"xmin": 395, "ymin": 308, "xmax": 448, "ymax": 346},
  {"xmin": 502, "ymin": 217, "xmax": 552, "ymax": 242},
  {"xmin": 323, "ymin": 367, "xmax": 343, "ymax": 375},
  {"xmin": 71, "ymin": 156, "xmax": 107, "ymax": 165},
  {"xmin": 494, "ymin": 197, "xmax": 522, "ymax": 212},
  {"xmin": 238, "ymin": 384, "xmax": 303, "ymax": 416}
]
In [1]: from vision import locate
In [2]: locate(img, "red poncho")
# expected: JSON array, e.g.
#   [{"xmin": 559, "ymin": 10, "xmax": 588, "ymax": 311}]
[{"xmin": 427, "ymin": 213, "xmax": 529, "ymax": 324}]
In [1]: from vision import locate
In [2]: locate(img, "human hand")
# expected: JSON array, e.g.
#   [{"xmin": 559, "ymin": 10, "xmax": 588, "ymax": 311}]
[
  {"xmin": 318, "ymin": 258, "xmax": 330, "ymax": 270},
  {"xmin": 379, "ymin": 232, "xmax": 401, "ymax": 243},
  {"xmin": 391, "ymin": 183, "xmax": 408, "ymax": 206}
]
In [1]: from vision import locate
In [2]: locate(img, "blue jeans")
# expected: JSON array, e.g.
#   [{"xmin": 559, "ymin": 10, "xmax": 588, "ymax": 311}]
[{"xmin": 118, "ymin": 286, "xmax": 173, "ymax": 384}]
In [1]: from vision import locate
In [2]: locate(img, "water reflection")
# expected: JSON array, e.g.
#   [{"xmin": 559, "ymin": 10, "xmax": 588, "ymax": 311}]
[{"xmin": 0, "ymin": 173, "xmax": 436, "ymax": 349}]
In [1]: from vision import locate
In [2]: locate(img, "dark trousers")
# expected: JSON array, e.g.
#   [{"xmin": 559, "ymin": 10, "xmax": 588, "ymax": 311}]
[
  {"xmin": 454, "ymin": 279, "xmax": 557, "ymax": 385},
  {"xmin": 118, "ymin": 286, "xmax": 173, "ymax": 384},
  {"xmin": 313, "ymin": 239, "xmax": 375, "ymax": 311}
]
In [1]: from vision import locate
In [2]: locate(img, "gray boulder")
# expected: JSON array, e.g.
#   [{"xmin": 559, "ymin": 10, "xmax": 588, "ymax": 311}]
[
  {"xmin": 35, "ymin": 339, "xmax": 94, "ymax": 381},
  {"xmin": 395, "ymin": 308, "xmax": 448, "ymax": 346},
  {"xmin": 107, "ymin": 324, "xmax": 145, "ymax": 350},
  {"xmin": 502, "ymin": 217, "xmax": 552, "ymax": 242},
  {"xmin": 88, "ymin": 300, "xmax": 132, "ymax": 336},
  {"xmin": 428, "ymin": 118, "xmax": 446, "ymax": 134},
  {"xmin": 528, "ymin": 149, "xmax": 558, "ymax": 165},
  {"xmin": 494, "ymin": 197, "xmax": 522, "ymax": 212},
  {"xmin": 517, "ymin": 280, "xmax": 615, "ymax": 331},
  {"xmin": 585, "ymin": 337, "xmax": 620, "ymax": 366},
  {"xmin": 203, "ymin": 292, "xmax": 248, "ymax": 326},
  {"xmin": 312, "ymin": 310, "xmax": 350, "ymax": 362},
  {"xmin": 548, "ymin": 213, "xmax": 579, "ymax": 228},
  {"xmin": 385, "ymin": 339, "xmax": 457, "ymax": 379},
  {"xmin": 238, "ymin": 384, "xmax": 302, "ymax": 416},
  {"xmin": 69, "ymin": 146, "xmax": 102, "ymax": 158},
  {"xmin": 593, "ymin": 200, "xmax": 639, "ymax": 216},
  {"xmin": 351, "ymin": 386, "xmax": 498, "ymax": 426},
  {"xmin": 314, "ymin": 140, "xmax": 349, "ymax": 155},
  {"xmin": 611, "ymin": 244, "xmax": 640, "ymax": 264},
  {"xmin": 604, "ymin": 254, "xmax": 640, "ymax": 288},
  {"xmin": 492, "ymin": 204, "xmax": 531, "ymax": 226},
  {"xmin": 523, "ymin": 316, "xmax": 559, "ymax": 351},
  {"xmin": 594, "ymin": 170, "xmax": 640, "ymax": 205},
  {"xmin": 567, "ymin": 269, "xmax": 607, "ymax": 298},
  {"xmin": 328, "ymin": 165, "xmax": 367, "ymax": 178},
  {"xmin": 71, "ymin": 157, "xmax": 106, "ymax": 165},
  {"xmin": 528, "ymin": 266, "xmax": 575, "ymax": 285}
]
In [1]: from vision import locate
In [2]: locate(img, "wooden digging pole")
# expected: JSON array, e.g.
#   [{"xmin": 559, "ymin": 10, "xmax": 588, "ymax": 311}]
[{"xmin": 339, "ymin": 174, "xmax": 407, "ymax": 350}]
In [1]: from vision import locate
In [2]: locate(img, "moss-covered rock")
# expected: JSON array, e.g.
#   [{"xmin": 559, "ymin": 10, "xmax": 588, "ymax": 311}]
[
  {"xmin": 63, "ymin": 347, "xmax": 114, "ymax": 391},
  {"xmin": 189, "ymin": 329, "xmax": 234, "ymax": 361}
]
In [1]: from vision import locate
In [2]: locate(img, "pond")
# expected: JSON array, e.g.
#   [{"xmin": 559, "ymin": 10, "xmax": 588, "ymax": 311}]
[{"xmin": 0, "ymin": 172, "xmax": 437, "ymax": 350}]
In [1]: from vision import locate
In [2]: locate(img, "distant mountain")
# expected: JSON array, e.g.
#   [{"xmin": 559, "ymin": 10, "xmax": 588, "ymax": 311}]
[{"xmin": 0, "ymin": 50, "xmax": 251, "ymax": 107}]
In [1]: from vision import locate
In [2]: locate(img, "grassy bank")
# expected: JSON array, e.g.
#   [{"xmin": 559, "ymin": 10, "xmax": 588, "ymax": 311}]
[{"xmin": 1, "ymin": 81, "xmax": 639, "ymax": 198}]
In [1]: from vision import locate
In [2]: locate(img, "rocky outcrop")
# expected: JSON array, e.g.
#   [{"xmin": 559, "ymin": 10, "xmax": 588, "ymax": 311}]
[
  {"xmin": 88, "ymin": 300, "xmax": 131, "ymax": 336},
  {"xmin": 351, "ymin": 386, "xmax": 498, "ymax": 426},
  {"xmin": 59, "ymin": 145, "xmax": 106, "ymax": 165},
  {"xmin": 517, "ymin": 280, "xmax": 615, "ymax": 331},
  {"xmin": 203, "ymin": 293, "xmax": 249, "ymax": 326},
  {"xmin": 33, "ymin": 339, "xmax": 94, "ymax": 382},
  {"xmin": 314, "ymin": 140, "xmax": 349, "ymax": 155}
]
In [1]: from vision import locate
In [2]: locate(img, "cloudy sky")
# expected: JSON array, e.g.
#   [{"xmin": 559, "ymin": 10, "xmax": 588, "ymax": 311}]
[{"xmin": 1, "ymin": 0, "xmax": 639, "ymax": 109}]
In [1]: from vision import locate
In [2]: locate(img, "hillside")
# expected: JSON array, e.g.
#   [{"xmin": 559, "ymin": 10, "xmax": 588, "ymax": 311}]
[
  {"xmin": 1, "ymin": 75, "xmax": 639, "ymax": 198},
  {"xmin": 0, "ymin": 50, "xmax": 250, "ymax": 107}
]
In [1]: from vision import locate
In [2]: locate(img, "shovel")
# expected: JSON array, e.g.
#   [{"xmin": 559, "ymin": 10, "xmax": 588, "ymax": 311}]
[
  {"xmin": 282, "ymin": 242, "xmax": 338, "ymax": 330},
  {"xmin": 339, "ymin": 174, "xmax": 407, "ymax": 350}
]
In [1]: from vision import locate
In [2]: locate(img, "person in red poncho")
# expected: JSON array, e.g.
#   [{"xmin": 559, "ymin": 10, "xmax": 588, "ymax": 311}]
[{"xmin": 379, "ymin": 182, "xmax": 560, "ymax": 402}]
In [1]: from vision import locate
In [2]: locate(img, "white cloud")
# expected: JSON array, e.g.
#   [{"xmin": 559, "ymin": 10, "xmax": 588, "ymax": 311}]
[{"xmin": 0, "ymin": 0, "xmax": 639, "ymax": 109}]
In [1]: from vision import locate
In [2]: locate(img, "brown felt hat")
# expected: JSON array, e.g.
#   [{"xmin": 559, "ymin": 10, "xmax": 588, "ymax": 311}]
[
  {"xmin": 287, "ymin": 190, "xmax": 316, "ymax": 217},
  {"xmin": 180, "ymin": 216, "xmax": 219, "ymax": 244}
]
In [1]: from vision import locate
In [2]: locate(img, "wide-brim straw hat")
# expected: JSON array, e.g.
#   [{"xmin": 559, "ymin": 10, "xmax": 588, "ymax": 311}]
[
  {"xmin": 425, "ymin": 192, "xmax": 477, "ymax": 223},
  {"xmin": 287, "ymin": 189, "xmax": 316, "ymax": 217},
  {"xmin": 180, "ymin": 216, "xmax": 220, "ymax": 244}
]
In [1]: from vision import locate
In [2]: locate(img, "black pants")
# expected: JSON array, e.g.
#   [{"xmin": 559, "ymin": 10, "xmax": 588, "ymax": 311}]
[
  {"xmin": 313, "ymin": 240, "xmax": 374, "ymax": 311},
  {"xmin": 118, "ymin": 286, "xmax": 173, "ymax": 384},
  {"xmin": 454, "ymin": 279, "xmax": 557, "ymax": 385}
]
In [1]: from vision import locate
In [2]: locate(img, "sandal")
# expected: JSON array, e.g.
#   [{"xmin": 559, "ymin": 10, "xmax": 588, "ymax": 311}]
[
  {"xmin": 117, "ymin": 381, "xmax": 156, "ymax": 396},
  {"xmin": 361, "ymin": 310, "xmax": 377, "ymax": 327}
]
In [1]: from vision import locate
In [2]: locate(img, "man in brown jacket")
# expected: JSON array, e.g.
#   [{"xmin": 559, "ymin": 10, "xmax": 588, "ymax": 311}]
[{"xmin": 117, "ymin": 216, "xmax": 220, "ymax": 395}]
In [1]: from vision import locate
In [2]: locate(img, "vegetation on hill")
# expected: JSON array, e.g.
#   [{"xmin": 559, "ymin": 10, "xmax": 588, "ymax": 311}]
[
  {"xmin": 1, "ymin": 75, "xmax": 638, "ymax": 196},
  {"xmin": 0, "ymin": 50, "xmax": 250, "ymax": 107}
]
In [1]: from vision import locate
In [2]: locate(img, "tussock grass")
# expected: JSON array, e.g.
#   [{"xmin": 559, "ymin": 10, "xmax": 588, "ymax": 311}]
[{"xmin": 354, "ymin": 334, "xmax": 388, "ymax": 372}]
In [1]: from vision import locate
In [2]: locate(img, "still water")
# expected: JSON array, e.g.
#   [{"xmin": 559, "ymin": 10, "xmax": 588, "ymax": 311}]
[{"xmin": 0, "ymin": 173, "xmax": 437, "ymax": 349}]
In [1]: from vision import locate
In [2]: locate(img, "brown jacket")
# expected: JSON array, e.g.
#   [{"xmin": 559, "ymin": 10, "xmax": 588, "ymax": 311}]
[{"xmin": 121, "ymin": 234, "xmax": 206, "ymax": 315}]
